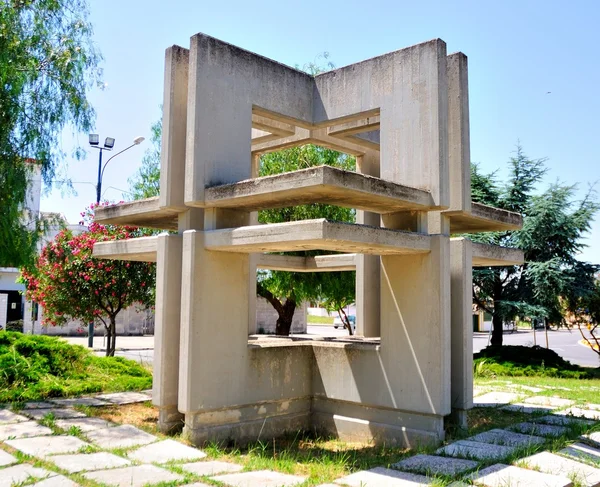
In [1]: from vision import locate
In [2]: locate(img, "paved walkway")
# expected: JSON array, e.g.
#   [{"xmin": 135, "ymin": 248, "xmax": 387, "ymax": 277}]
[{"xmin": 1, "ymin": 383, "xmax": 600, "ymax": 486}]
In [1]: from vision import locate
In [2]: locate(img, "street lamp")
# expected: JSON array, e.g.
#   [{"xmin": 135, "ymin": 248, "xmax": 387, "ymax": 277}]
[{"xmin": 86, "ymin": 134, "xmax": 145, "ymax": 347}]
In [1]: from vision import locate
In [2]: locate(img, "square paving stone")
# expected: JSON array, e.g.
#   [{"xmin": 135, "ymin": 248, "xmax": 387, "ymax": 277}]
[
  {"xmin": 212, "ymin": 469, "xmax": 307, "ymax": 487},
  {"xmin": 467, "ymin": 428, "xmax": 545, "ymax": 447},
  {"xmin": 0, "ymin": 421, "xmax": 52, "ymax": 441},
  {"xmin": 392, "ymin": 454, "xmax": 478, "ymax": 476},
  {"xmin": 86, "ymin": 424, "xmax": 157, "ymax": 449},
  {"xmin": 128, "ymin": 439, "xmax": 206, "ymax": 463},
  {"xmin": 333, "ymin": 467, "xmax": 431, "ymax": 486},
  {"xmin": 51, "ymin": 452, "xmax": 132, "ymax": 473},
  {"xmin": 468, "ymin": 463, "xmax": 572, "ymax": 487},
  {"xmin": 95, "ymin": 392, "xmax": 152, "ymax": 405},
  {"xmin": 22, "ymin": 401, "xmax": 56, "ymax": 409},
  {"xmin": 537, "ymin": 415, "xmax": 596, "ymax": 427},
  {"xmin": 509, "ymin": 422, "xmax": 569, "ymax": 437},
  {"xmin": 560, "ymin": 442, "xmax": 600, "ymax": 463},
  {"xmin": 583, "ymin": 432, "xmax": 600, "ymax": 449},
  {"xmin": 0, "ymin": 464, "xmax": 55, "ymax": 487},
  {"xmin": 25, "ymin": 408, "xmax": 87, "ymax": 420},
  {"xmin": 501, "ymin": 403, "xmax": 556, "ymax": 414},
  {"xmin": 0, "ymin": 409, "xmax": 28, "ymax": 424},
  {"xmin": 51, "ymin": 397, "xmax": 111, "ymax": 407},
  {"xmin": 523, "ymin": 396, "xmax": 575, "ymax": 408},
  {"xmin": 181, "ymin": 460, "xmax": 243, "ymax": 476},
  {"xmin": 436, "ymin": 440, "xmax": 517, "ymax": 461},
  {"xmin": 31, "ymin": 475, "xmax": 80, "ymax": 487},
  {"xmin": 0, "ymin": 448, "xmax": 17, "ymax": 466},
  {"xmin": 55, "ymin": 417, "xmax": 115, "ymax": 432},
  {"xmin": 560, "ymin": 408, "xmax": 600, "ymax": 421},
  {"xmin": 83, "ymin": 464, "xmax": 183, "ymax": 487},
  {"xmin": 473, "ymin": 392, "xmax": 522, "ymax": 407},
  {"xmin": 6, "ymin": 435, "xmax": 91, "ymax": 457},
  {"xmin": 522, "ymin": 451, "xmax": 600, "ymax": 486}
]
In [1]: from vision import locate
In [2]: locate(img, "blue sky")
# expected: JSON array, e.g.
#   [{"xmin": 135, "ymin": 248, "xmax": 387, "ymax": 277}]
[{"xmin": 43, "ymin": 0, "xmax": 600, "ymax": 263}]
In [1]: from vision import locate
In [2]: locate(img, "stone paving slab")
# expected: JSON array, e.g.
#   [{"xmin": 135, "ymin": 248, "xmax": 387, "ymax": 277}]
[
  {"xmin": 31, "ymin": 475, "xmax": 80, "ymax": 487},
  {"xmin": 583, "ymin": 432, "xmax": 600, "ymax": 449},
  {"xmin": 0, "ymin": 421, "xmax": 52, "ymax": 440},
  {"xmin": 468, "ymin": 463, "xmax": 572, "ymax": 487},
  {"xmin": 473, "ymin": 392, "xmax": 523, "ymax": 407},
  {"xmin": 560, "ymin": 408, "xmax": 600, "ymax": 421},
  {"xmin": 95, "ymin": 391, "xmax": 152, "ymax": 405},
  {"xmin": 333, "ymin": 467, "xmax": 431, "ymax": 486},
  {"xmin": 537, "ymin": 415, "xmax": 596, "ymax": 427},
  {"xmin": 0, "ymin": 464, "xmax": 56, "ymax": 487},
  {"xmin": 467, "ymin": 428, "xmax": 545, "ymax": 447},
  {"xmin": 181, "ymin": 460, "xmax": 243, "ymax": 476},
  {"xmin": 560, "ymin": 442, "xmax": 600, "ymax": 463},
  {"xmin": 86, "ymin": 424, "xmax": 158, "ymax": 449},
  {"xmin": 50, "ymin": 451, "xmax": 132, "ymax": 473},
  {"xmin": 55, "ymin": 417, "xmax": 116, "ymax": 432},
  {"xmin": 0, "ymin": 448, "xmax": 17, "ymax": 466},
  {"xmin": 392, "ymin": 454, "xmax": 478, "ymax": 476},
  {"xmin": 128, "ymin": 439, "xmax": 206, "ymax": 463},
  {"xmin": 0, "ymin": 409, "xmax": 29, "ymax": 424},
  {"xmin": 509, "ymin": 421, "xmax": 569, "ymax": 437},
  {"xmin": 521, "ymin": 451, "xmax": 600, "ymax": 486},
  {"xmin": 588, "ymin": 404, "xmax": 600, "ymax": 411},
  {"xmin": 212, "ymin": 469, "xmax": 307, "ymax": 486},
  {"xmin": 436, "ymin": 440, "xmax": 517, "ymax": 461},
  {"xmin": 501, "ymin": 403, "xmax": 556, "ymax": 414},
  {"xmin": 6, "ymin": 434, "xmax": 91, "ymax": 457},
  {"xmin": 51, "ymin": 397, "xmax": 112, "ymax": 407},
  {"xmin": 83, "ymin": 464, "xmax": 183, "ymax": 487},
  {"xmin": 180, "ymin": 484, "xmax": 213, "ymax": 487},
  {"xmin": 22, "ymin": 401, "xmax": 57, "ymax": 409},
  {"xmin": 523, "ymin": 396, "xmax": 575, "ymax": 408},
  {"xmin": 25, "ymin": 408, "xmax": 87, "ymax": 420}
]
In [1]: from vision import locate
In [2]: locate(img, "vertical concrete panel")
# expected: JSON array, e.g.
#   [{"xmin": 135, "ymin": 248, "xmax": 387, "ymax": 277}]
[
  {"xmin": 450, "ymin": 238, "xmax": 473, "ymax": 413},
  {"xmin": 380, "ymin": 235, "xmax": 451, "ymax": 416},
  {"xmin": 356, "ymin": 152, "xmax": 380, "ymax": 337},
  {"xmin": 153, "ymin": 234, "xmax": 184, "ymax": 431},
  {"xmin": 159, "ymin": 46, "xmax": 189, "ymax": 210},
  {"xmin": 179, "ymin": 230, "xmax": 250, "ymax": 413},
  {"xmin": 447, "ymin": 53, "xmax": 471, "ymax": 212},
  {"xmin": 379, "ymin": 40, "xmax": 449, "ymax": 207}
]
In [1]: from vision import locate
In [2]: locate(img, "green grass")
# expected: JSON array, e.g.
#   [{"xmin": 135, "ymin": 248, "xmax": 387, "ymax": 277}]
[
  {"xmin": 307, "ymin": 315, "xmax": 334, "ymax": 325},
  {"xmin": 0, "ymin": 331, "xmax": 152, "ymax": 403}
]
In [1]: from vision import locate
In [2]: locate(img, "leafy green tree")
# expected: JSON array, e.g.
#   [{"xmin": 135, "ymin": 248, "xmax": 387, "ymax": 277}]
[
  {"xmin": 128, "ymin": 112, "xmax": 162, "ymax": 199},
  {"xmin": 320, "ymin": 271, "xmax": 356, "ymax": 335},
  {"xmin": 0, "ymin": 0, "xmax": 102, "ymax": 267},
  {"xmin": 20, "ymin": 207, "xmax": 155, "ymax": 356},
  {"xmin": 470, "ymin": 146, "xmax": 599, "ymax": 346}
]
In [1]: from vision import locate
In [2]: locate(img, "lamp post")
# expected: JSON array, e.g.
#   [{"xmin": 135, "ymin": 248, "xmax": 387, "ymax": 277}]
[{"xmin": 87, "ymin": 134, "xmax": 145, "ymax": 347}]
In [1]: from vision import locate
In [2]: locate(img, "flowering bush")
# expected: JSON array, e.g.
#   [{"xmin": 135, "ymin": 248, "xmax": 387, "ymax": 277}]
[{"xmin": 21, "ymin": 204, "xmax": 156, "ymax": 356}]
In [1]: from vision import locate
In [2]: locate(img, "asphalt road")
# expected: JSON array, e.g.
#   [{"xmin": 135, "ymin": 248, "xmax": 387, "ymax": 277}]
[{"xmin": 66, "ymin": 326, "xmax": 599, "ymax": 368}]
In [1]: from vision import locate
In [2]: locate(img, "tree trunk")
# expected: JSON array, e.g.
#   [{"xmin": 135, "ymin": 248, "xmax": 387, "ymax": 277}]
[
  {"xmin": 106, "ymin": 316, "xmax": 117, "ymax": 357},
  {"xmin": 490, "ymin": 277, "xmax": 504, "ymax": 346},
  {"xmin": 339, "ymin": 307, "xmax": 353, "ymax": 336},
  {"xmin": 275, "ymin": 298, "xmax": 296, "ymax": 336}
]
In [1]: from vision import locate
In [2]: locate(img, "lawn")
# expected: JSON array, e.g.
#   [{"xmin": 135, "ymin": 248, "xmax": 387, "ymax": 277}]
[{"xmin": 307, "ymin": 315, "xmax": 334, "ymax": 325}]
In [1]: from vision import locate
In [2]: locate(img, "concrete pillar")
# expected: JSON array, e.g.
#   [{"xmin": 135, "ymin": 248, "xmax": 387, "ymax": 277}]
[
  {"xmin": 356, "ymin": 151, "xmax": 380, "ymax": 337},
  {"xmin": 153, "ymin": 234, "xmax": 184, "ymax": 432},
  {"xmin": 450, "ymin": 238, "xmax": 473, "ymax": 428}
]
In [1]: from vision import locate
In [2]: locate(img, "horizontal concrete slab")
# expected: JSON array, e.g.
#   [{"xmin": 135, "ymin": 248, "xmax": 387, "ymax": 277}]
[
  {"xmin": 256, "ymin": 253, "xmax": 357, "ymax": 272},
  {"xmin": 94, "ymin": 197, "xmax": 179, "ymax": 230},
  {"xmin": 447, "ymin": 202, "xmax": 522, "ymax": 233},
  {"xmin": 471, "ymin": 241, "xmax": 525, "ymax": 267},
  {"xmin": 94, "ymin": 236, "xmax": 158, "ymax": 262},
  {"xmin": 203, "ymin": 166, "xmax": 436, "ymax": 213},
  {"xmin": 203, "ymin": 219, "xmax": 432, "ymax": 255}
]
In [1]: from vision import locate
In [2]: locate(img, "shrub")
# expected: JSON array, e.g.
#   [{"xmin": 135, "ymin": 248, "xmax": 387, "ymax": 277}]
[{"xmin": 5, "ymin": 320, "xmax": 23, "ymax": 332}]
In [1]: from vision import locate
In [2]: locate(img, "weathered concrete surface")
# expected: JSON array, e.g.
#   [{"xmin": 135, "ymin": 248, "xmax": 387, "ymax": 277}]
[
  {"xmin": 448, "ymin": 202, "xmax": 522, "ymax": 233},
  {"xmin": 523, "ymin": 396, "xmax": 575, "ymax": 408},
  {"xmin": 94, "ymin": 197, "xmax": 179, "ymax": 230},
  {"xmin": 0, "ymin": 448, "xmax": 16, "ymax": 467},
  {"xmin": 55, "ymin": 417, "xmax": 115, "ymax": 432},
  {"xmin": 211, "ymin": 470, "xmax": 306, "ymax": 487},
  {"xmin": 128, "ymin": 439, "xmax": 206, "ymax": 463},
  {"xmin": 471, "ymin": 241, "xmax": 524, "ymax": 267},
  {"xmin": 392, "ymin": 454, "xmax": 477, "ymax": 476},
  {"xmin": 95, "ymin": 392, "xmax": 151, "ymax": 405},
  {"xmin": 181, "ymin": 461, "xmax": 243, "ymax": 476},
  {"xmin": 333, "ymin": 466, "xmax": 432, "ymax": 486},
  {"xmin": 436, "ymin": 440, "xmax": 517, "ymax": 461},
  {"xmin": 509, "ymin": 422, "xmax": 568, "ymax": 437},
  {"xmin": 50, "ymin": 397, "xmax": 111, "ymax": 407},
  {"xmin": 583, "ymin": 432, "xmax": 600, "ymax": 448},
  {"xmin": 83, "ymin": 465, "xmax": 183, "ymax": 487},
  {"xmin": 0, "ymin": 409, "xmax": 28, "ymax": 424},
  {"xmin": 560, "ymin": 442, "xmax": 600, "ymax": 463},
  {"xmin": 0, "ymin": 465, "xmax": 55, "ymax": 487},
  {"xmin": 25, "ymin": 408, "xmax": 86, "ymax": 420},
  {"xmin": 467, "ymin": 428, "xmax": 545, "ymax": 447},
  {"xmin": 22, "ymin": 401, "xmax": 56, "ymax": 409},
  {"xmin": 538, "ymin": 415, "xmax": 596, "ymax": 427},
  {"xmin": 522, "ymin": 451, "xmax": 600, "ymax": 487},
  {"xmin": 94, "ymin": 236, "xmax": 158, "ymax": 262},
  {"xmin": 502, "ymin": 403, "xmax": 556, "ymax": 414},
  {"xmin": 86, "ymin": 424, "xmax": 157, "ymax": 449},
  {"xmin": 50, "ymin": 452, "xmax": 131, "ymax": 473},
  {"xmin": 0, "ymin": 421, "xmax": 52, "ymax": 441},
  {"xmin": 5, "ymin": 435, "xmax": 90, "ymax": 457},
  {"xmin": 30, "ymin": 475, "xmax": 79, "ymax": 487},
  {"xmin": 473, "ymin": 391, "xmax": 522, "ymax": 407},
  {"xmin": 468, "ymin": 464, "xmax": 572, "ymax": 487},
  {"xmin": 560, "ymin": 408, "xmax": 600, "ymax": 421}
]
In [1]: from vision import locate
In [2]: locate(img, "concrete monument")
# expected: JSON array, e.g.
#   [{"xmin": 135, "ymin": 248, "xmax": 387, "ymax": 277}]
[{"xmin": 93, "ymin": 34, "xmax": 523, "ymax": 447}]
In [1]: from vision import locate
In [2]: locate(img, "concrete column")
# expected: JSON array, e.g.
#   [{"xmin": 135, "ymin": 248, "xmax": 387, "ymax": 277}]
[
  {"xmin": 450, "ymin": 238, "xmax": 473, "ymax": 428},
  {"xmin": 356, "ymin": 151, "xmax": 380, "ymax": 337},
  {"xmin": 153, "ymin": 234, "xmax": 184, "ymax": 432},
  {"xmin": 248, "ymin": 154, "xmax": 260, "ymax": 334}
]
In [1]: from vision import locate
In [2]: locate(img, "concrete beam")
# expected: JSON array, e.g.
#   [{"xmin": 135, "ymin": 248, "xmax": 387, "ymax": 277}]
[
  {"xmin": 256, "ymin": 253, "xmax": 357, "ymax": 272},
  {"xmin": 94, "ymin": 198, "xmax": 179, "ymax": 231},
  {"xmin": 205, "ymin": 165, "xmax": 436, "ymax": 213},
  {"xmin": 93, "ymin": 236, "xmax": 158, "ymax": 262},
  {"xmin": 204, "ymin": 219, "xmax": 432, "ymax": 255},
  {"xmin": 471, "ymin": 241, "xmax": 524, "ymax": 266},
  {"xmin": 447, "ymin": 202, "xmax": 522, "ymax": 233}
]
